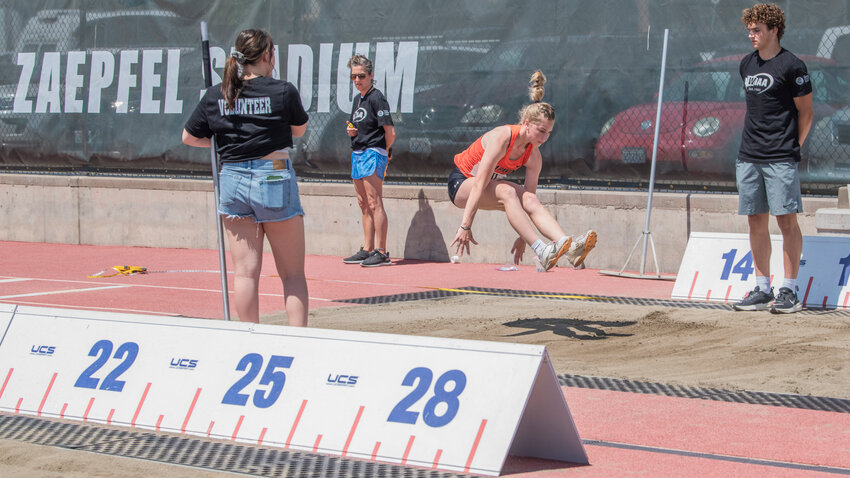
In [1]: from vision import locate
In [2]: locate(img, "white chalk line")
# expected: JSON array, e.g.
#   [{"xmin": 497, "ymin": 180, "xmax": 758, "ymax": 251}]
[
  {"xmin": 0, "ymin": 275, "xmax": 333, "ymax": 302},
  {"xmin": 0, "ymin": 285, "xmax": 131, "ymax": 299}
]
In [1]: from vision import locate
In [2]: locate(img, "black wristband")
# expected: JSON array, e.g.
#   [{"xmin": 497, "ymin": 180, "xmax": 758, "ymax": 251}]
[{"xmin": 459, "ymin": 225, "xmax": 471, "ymax": 231}]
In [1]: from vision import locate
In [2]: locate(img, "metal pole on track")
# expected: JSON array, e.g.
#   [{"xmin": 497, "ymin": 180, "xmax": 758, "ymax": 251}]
[
  {"xmin": 600, "ymin": 28, "xmax": 674, "ymax": 281},
  {"xmin": 200, "ymin": 21, "xmax": 232, "ymax": 320}
]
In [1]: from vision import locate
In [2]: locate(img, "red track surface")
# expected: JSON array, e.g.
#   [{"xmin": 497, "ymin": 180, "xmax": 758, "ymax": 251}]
[{"xmin": 1, "ymin": 241, "xmax": 848, "ymax": 477}]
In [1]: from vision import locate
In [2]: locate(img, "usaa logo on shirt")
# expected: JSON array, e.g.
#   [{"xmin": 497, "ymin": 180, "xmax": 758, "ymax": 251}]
[
  {"xmin": 744, "ymin": 73, "xmax": 774, "ymax": 94},
  {"xmin": 352, "ymin": 107, "xmax": 368, "ymax": 122}
]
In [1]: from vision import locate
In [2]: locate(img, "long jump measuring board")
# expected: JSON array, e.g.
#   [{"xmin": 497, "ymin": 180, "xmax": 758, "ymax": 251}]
[
  {"xmin": 673, "ymin": 232, "xmax": 850, "ymax": 308},
  {"xmin": 0, "ymin": 303, "xmax": 587, "ymax": 475}
]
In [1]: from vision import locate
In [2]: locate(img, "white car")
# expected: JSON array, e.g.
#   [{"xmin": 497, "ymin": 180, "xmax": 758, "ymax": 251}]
[{"xmin": 808, "ymin": 106, "xmax": 850, "ymax": 180}]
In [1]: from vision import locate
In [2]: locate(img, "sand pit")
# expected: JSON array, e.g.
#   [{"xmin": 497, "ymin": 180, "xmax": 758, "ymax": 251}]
[{"xmin": 275, "ymin": 295, "xmax": 850, "ymax": 400}]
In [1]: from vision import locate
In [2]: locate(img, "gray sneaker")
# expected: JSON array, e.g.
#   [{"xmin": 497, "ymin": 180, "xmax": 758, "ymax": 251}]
[
  {"xmin": 770, "ymin": 287, "xmax": 803, "ymax": 314},
  {"xmin": 565, "ymin": 230, "xmax": 597, "ymax": 268},
  {"xmin": 732, "ymin": 286, "xmax": 774, "ymax": 311},
  {"xmin": 343, "ymin": 248, "xmax": 371, "ymax": 264},
  {"xmin": 361, "ymin": 250, "xmax": 391, "ymax": 267},
  {"xmin": 539, "ymin": 236, "xmax": 571, "ymax": 271}
]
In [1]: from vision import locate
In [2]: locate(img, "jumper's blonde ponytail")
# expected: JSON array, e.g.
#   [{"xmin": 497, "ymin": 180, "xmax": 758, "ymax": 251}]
[
  {"xmin": 518, "ymin": 70, "xmax": 555, "ymax": 123},
  {"xmin": 528, "ymin": 70, "xmax": 546, "ymax": 102}
]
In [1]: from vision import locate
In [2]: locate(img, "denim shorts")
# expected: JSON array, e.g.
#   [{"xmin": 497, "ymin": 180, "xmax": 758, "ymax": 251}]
[
  {"xmin": 218, "ymin": 159, "xmax": 303, "ymax": 223},
  {"xmin": 736, "ymin": 159, "xmax": 802, "ymax": 216},
  {"xmin": 351, "ymin": 148, "xmax": 388, "ymax": 180}
]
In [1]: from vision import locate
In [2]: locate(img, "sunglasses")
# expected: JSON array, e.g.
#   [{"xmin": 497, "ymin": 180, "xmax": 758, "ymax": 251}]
[{"xmin": 350, "ymin": 73, "xmax": 368, "ymax": 80}]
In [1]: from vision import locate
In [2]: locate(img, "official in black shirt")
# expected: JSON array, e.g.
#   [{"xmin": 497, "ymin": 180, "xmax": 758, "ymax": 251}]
[
  {"xmin": 183, "ymin": 29, "xmax": 309, "ymax": 326},
  {"xmin": 341, "ymin": 54, "xmax": 396, "ymax": 267}
]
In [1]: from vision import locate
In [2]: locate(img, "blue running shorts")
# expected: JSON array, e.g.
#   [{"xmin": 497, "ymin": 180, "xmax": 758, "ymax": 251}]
[{"xmin": 351, "ymin": 148, "xmax": 388, "ymax": 180}]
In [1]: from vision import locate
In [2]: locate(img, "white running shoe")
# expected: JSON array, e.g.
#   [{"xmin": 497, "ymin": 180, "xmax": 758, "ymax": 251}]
[
  {"xmin": 538, "ymin": 236, "xmax": 571, "ymax": 271},
  {"xmin": 566, "ymin": 230, "xmax": 597, "ymax": 268}
]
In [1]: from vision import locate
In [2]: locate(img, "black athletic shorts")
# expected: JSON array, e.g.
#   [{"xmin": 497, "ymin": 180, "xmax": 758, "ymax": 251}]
[{"xmin": 447, "ymin": 166, "xmax": 468, "ymax": 206}]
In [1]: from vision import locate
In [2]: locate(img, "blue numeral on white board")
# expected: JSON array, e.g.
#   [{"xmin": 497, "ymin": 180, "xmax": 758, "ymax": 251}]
[
  {"xmin": 74, "ymin": 340, "xmax": 139, "ymax": 392},
  {"xmin": 388, "ymin": 367, "xmax": 466, "ymax": 427},
  {"xmin": 838, "ymin": 252, "xmax": 850, "ymax": 286},
  {"xmin": 222, "ymin": 353, "xmax": 293, "ymax": 409},
  {"xmin": 720, "ymin": 249, "xmax": 754, "ymax": 282}
]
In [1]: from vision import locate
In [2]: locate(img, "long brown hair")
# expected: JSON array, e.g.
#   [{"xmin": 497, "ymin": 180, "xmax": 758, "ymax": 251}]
[{"xmin": 221, "ymin": 29, "xmax": 274, "ymax": 110}]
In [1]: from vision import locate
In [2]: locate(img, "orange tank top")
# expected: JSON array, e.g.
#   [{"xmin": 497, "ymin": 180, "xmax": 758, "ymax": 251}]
[{"xmin": 453, "ymin": 124, "xmax": 533, "ymax": 180}]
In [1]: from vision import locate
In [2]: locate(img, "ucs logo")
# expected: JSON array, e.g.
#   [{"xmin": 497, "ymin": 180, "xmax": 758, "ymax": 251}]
[
  {"xmin": 327, "ymin": 374, "xmax": 358, "ymax": 387},
  {"xmin": 30, "ymin": 345, "xmax": 55, "ymax": 356},
  {"xmin": 169, "ymin": 358, "xmax": 198, "ymax": 370}
]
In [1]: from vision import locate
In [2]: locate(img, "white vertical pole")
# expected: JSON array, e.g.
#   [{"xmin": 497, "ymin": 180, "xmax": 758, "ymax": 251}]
[
  {"xmin": 600, "ymin": 28, "xmax": 673, "ymax": 280},
  {"xmin": 640, "ymin": 28, "xmax": 669, "ymax": 276}
]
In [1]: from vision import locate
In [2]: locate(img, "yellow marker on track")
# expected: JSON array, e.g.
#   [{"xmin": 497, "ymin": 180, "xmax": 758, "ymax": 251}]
[{"xmin": 88, "ymin": 266, "xmax": 148, "ymax": 278}]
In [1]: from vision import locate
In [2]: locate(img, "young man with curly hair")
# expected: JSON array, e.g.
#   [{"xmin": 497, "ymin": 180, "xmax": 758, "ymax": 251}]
[{"xmin": 732, "ymin": 3, "xmax": 813, "ymax": 314}]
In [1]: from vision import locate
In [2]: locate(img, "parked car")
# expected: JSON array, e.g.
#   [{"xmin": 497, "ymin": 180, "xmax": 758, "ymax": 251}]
[
  {"xmin": 383, "ymin": 35, "xmax": 647, "ymax": 180},
  {"xmin": 296, "ymin": 37, "xmax": 495, "ymax": 176},
  {"xmin": 0, "ymin": 82, "xmax": 47, "ymax": 154},
  {"xmin": 297, "ymin": 34, "xmax": 659, "ymax": 180},
  {"xmin": 0, "ymin": 5, "xmax": 22, "ymax": 85},
  {"xmin": 405, "ymin": 37, "xmax": 562, "ymax": 160},
  {"xmin": 808, "ymin": 106, "xmax": 850, "ymax": 180},
  {"xmin": 376, "ymin": 37, "xmax": 558, "ymax": 178},
  {"xmin": 593, "ymin": 55, "xmax": 850, "ymax": 177}
]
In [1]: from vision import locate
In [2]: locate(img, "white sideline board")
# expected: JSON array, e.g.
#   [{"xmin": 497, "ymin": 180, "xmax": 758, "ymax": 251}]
[
  {"xmin": 673, "ymin": 232, "xmax": 850, "ymax": 308},
  {"xmin": 0, "ymin": 304, "xmax": 14, "ymax": 346},
  {"xmin": 0, "ymin": 305, "xmax": 587, "ymax": 475}
]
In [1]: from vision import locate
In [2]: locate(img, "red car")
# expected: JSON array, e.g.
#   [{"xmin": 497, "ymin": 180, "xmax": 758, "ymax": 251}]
[{"xmin": 593, "ymin": 55, "xmax": 849, "ymax": 176}]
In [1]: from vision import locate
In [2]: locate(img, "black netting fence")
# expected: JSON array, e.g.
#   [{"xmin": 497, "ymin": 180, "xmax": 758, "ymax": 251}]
[{"xmin": 0, "ymin": 0, "xmax": 849, "ymax": 192}]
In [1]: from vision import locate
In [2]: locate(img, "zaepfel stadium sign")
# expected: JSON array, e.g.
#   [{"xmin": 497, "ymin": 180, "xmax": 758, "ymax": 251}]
[{"xmin": 10, "ymin": 41, "xmax": 419, "ymax": 116}]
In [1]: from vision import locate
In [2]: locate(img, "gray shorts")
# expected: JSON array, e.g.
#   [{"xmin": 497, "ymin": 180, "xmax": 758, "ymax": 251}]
[{"xmin": 736, "ymin": 160, "xmax": 802, "ymax": 216}]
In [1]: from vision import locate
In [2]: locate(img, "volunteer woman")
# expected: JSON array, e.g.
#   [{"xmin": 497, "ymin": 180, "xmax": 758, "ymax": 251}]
[{"xmin": 183, "ymin": 29, "xmax": 309, "ymax": 325}]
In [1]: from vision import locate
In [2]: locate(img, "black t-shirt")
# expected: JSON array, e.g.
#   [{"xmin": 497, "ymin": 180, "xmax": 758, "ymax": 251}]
[
  {"xmin": 349, "ymin": 88, "xmax": 393, "ymax": 151},
  {"xmin": 738, "ymin": 49, "xmax": 812, "ymax": 163},
  {"xmin": 184, "ymin": 76, "xmax": 308, "ymax": 163}
]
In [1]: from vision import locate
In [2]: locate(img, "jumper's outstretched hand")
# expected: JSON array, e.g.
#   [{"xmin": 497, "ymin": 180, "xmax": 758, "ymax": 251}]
[
  {"xmin": 511, "ymin": 237, "xmax": 526, "ymax": 265},
  {"xmin": 450, "ymin": 228, "xmax": 478, "ymax": 257}
]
